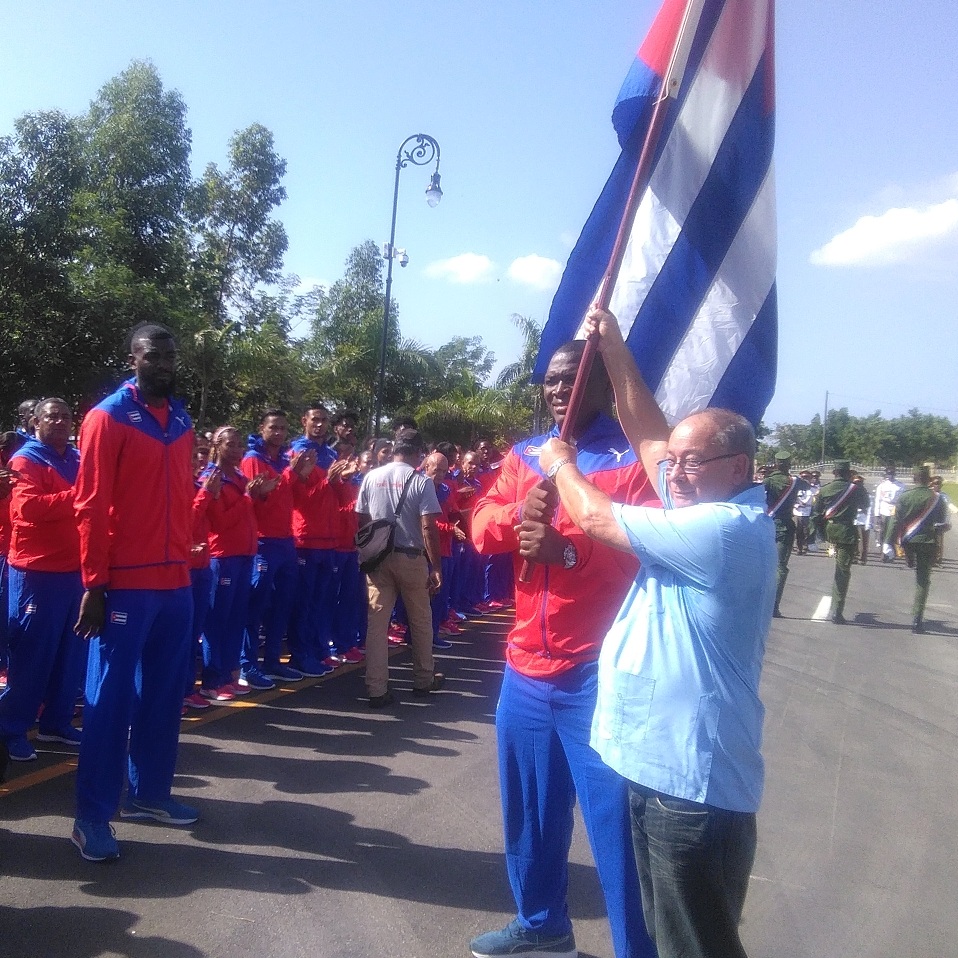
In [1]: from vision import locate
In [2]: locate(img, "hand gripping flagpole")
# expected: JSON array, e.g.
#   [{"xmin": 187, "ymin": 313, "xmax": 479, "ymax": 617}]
[{"xmin": 519, "ymin": 0, "xmax": 706, "ymax": 583}]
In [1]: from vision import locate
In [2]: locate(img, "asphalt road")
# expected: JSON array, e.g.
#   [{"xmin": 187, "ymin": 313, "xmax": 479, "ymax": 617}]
[{"xmin": 1, "ymin": 548, "xmax": 956, "ymax": 958}]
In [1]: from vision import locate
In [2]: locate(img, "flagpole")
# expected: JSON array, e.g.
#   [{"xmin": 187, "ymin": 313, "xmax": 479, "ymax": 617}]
[{"xmin": 520, "ymin": 0, "xmax": 706, "ymax": 583}]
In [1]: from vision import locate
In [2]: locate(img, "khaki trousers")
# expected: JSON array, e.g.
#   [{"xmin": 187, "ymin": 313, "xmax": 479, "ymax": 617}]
[{"xmin": 365, "ymin": 552, "xmax": 435, "ymax": 697}]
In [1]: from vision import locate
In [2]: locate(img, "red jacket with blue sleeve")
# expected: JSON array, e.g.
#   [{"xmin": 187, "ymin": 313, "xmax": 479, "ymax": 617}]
[
  {"xmin": 471, "ymin": 413, "xmax": 658, "ymax": 679},
  {"xmin": 8, "ymin": 439, "xmax": 81, "ymax": 572},
  {"xmin": 74, "ymin": 380, "xmax": 194, "ymax": 590},
  {"xmin": 434, "ymin": 480, "xmax": 461, "ymax": 559},
  {"xmin": 201, "ymin": 465, "xmax": 258, "ymax": 558},
  {"xmin": 241, "ymin": 436, "xmax": 313, "ymax": 541},
  {"xmin": 289, "ymin": 436, "xmax": 338, "ymax": 550},
  {"xmin": 191, "ymin": 481, "xmax": 213, "ymax": 571}
]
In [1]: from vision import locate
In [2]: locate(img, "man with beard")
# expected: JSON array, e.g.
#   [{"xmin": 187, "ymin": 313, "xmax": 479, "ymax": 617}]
[
  {"xmin": 72, "ymin": 323, "xmax": 197, "ymax": 862},
  {"xmin": 470, "ymin": 340, "xmax": 657, "ymax": 958}
]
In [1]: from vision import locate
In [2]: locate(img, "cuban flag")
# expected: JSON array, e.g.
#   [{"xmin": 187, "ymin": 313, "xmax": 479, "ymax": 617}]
[{"xmin": 535, "ymin": 0, "xmax": 776, "ymax": 427}]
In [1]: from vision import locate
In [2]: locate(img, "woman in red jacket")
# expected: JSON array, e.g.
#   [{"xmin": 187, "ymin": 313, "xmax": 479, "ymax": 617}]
[{"xmin": 198, "ymin": 427, "xmax": 260, "ymax": 700}]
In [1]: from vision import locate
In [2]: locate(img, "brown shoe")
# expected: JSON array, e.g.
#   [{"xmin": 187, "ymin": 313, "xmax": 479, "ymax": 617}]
[
  {"xmin": 413, "ymin": 673, "xmax": 446, "ymax": 697},
  {"xmin": 368, "ymin": 690, "xmax": 395, "ymax": 709}
]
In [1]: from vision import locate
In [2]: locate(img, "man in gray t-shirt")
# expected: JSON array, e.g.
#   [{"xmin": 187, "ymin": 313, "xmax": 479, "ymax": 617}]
[{"xmin": 356, "ymin": 430, "xmax": 444, "ymax": 707}]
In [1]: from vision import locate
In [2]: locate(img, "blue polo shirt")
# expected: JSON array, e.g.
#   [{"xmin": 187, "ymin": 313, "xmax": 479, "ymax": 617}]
[{"xmin": 591, "ymin": 481, "xmax": 775, "ymax": 812}]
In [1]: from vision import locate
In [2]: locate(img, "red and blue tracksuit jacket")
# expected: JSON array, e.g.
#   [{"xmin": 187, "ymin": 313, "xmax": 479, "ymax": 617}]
[
  {"xmin": 289, "ymin": 437, "xmax": 338, "ymax": 550},
  {"xmin": 8, "ymin": 439, "xmax": 81, "ymax": 572},
  {"xmin": 434, "ymin": 480, "xmax": 462, "ymax": 560},
  {"xmin": 242, "ymin": 436, "xmax": 323, "ymax": 540},
  {"xmin": 330, "ymin": 472, "xmax": 361, "ymax": 552},
  {"xmin": 74, "ymin": 380, "xmax": 194, "ymax": 591},
  {"xmin": 471, "ymin": 413, "xmax": 658, "ymax": 680},
  {"xmin": 199, "ymin": 465, "xmax": 258, "ymax": 558},
  {"xmin": 191, "ymin": 479, "xmax": 212, "ymax": 571}
]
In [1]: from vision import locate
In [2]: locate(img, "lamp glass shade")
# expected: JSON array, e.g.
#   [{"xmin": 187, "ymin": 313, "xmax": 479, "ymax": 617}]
[{"xmin": 425, "ymin": 173, "xmax": 442, "ymax": 208}]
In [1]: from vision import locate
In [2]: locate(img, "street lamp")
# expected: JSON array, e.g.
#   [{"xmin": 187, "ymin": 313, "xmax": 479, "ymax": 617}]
[{"xmin": 373, "ymin": 133, "xmax": 442, "ymax": 437}]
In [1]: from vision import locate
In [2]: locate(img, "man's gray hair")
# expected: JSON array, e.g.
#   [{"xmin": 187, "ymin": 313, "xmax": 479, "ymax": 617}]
[{"xmin": 696, "ymin": 408, "xmax": 757, "ymax": 461}]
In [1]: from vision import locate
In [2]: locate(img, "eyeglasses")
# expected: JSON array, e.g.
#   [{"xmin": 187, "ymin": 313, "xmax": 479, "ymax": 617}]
[{"xmin": 659, "ymin": 453, "xmax": 741, "ymax": 475}]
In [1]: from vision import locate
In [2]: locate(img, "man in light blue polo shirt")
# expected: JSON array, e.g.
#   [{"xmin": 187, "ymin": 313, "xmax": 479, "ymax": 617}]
[{"xmin": 539, "ymin": 305, "xmax": 776, "ymax": 958}]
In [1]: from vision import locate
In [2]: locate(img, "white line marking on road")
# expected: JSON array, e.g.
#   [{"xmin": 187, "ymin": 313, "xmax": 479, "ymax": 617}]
[{"xmin": 812, "ymin": 596, "xmax": 832, "ymax": 621}]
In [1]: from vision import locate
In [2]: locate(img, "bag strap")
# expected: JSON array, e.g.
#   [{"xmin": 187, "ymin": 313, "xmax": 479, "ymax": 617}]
[{"xmin": 394, "ymin": 470, "xmax": 417, "ymax": 520}]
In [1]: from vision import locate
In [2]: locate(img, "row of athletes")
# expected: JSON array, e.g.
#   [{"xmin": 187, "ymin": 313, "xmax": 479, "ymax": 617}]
[
  {"xmin": 0, "ymin": 406, "xmax": 512, "ymax": 732},
  {"xmin": 0, "ymin": 330, "xmax": 511, "ymax": 833}
]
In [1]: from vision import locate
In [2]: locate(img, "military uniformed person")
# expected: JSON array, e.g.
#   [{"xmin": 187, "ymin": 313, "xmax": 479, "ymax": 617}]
[
  {"xmin": 814, "ymin": 460, "xmax": 870, "ymax": 624},
  {"xmin": 763, "ymin": 450, "xmax": 809, "ymax": 617},
  {"xmin": 883, "ymin": 466, "xmax": 947, "ymax": 634}
]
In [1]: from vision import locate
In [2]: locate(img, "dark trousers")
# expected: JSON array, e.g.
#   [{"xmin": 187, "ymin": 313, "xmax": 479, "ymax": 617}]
[
  {"xmin": 904, "ymin": 542, "xmax": 936, "ymax": 618},
  {"xmin": 629, "ymin": 785, "xmax": 756, "ymax": 958},
  {"xmin": 773, "ymin": 527, "xmax": 794, "ymax": 612},
  {"xmin": 826, "ymin": 526, "xmax": 856, "ymax": 616}
]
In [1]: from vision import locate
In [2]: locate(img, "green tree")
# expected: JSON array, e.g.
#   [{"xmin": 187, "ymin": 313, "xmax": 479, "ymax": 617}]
[
  {"xmin": 0, "ymin": 110, "xmax": 84, "ymax": 415},
  {"xmin": 495, "ymin": 313, "xmax": 543, "ymax": 432},
  {"xmin": 187, "ymin": 123, "xmax": 288, "ymax": 322},
  {"xmin": 67, "ymin": 60, "xmax": 194, "ymax": 407},
  {"xmin": 181, "ymin": 124, "xmax": 291, "ymax": 427},
  {"xmin": 299, "ymin": 241, "xmax": 391, "ymax": 429}
]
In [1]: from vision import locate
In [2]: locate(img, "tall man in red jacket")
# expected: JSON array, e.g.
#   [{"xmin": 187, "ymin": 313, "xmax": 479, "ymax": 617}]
[
  {"xmin": 72, "ymin": 324, "xmax": 198, "ymax": 862},
  {"xmin": 469, "ymin": 342, "xmax": 657, "ymax": 958}
]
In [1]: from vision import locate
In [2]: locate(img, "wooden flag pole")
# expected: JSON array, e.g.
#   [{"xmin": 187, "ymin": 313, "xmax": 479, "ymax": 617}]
[{"xmin": 519, "ymin": 0, "xmax": 705, "ymax": 583}]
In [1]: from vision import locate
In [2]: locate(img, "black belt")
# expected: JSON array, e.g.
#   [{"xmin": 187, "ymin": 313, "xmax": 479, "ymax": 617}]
[{"xmin": 394, "ymin": 547, "xmax": 425, "ymax": 557}]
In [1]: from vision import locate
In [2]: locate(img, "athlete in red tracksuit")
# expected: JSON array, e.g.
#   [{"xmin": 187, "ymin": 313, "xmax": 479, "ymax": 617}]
[
  {"xmin": 240, "ymin": 411, "xmax": 319, "ymax": 688},
  {"xmin": 0, "ymin": 400, "xmax": 86, "ymax": 762},
  {"xmin": 199, "ymin": 426, "xmax": 259, "ymax": 699},
  {"xmin": 469, "ymin": 342, "xmax": 658, "ymax": 958},
  {"xmin": 71, "ymin": 326, "xmax": 198, "ymax": 862},
  {"xmin": 328, "ymin": 454, "xmax": 366, "ymax": 661},
  {"xmin": 185, "ymin": 443, "xmax": 215, "ymax": 707},
  {"xmin": 424, "ymin": 452, "xmax": 462, "ymax": 647}
]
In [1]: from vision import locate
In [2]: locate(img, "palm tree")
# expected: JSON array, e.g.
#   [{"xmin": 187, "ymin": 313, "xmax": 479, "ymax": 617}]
[{"xmin": 495, "ymin": 314, "xmax": 544, "ymax": 432}]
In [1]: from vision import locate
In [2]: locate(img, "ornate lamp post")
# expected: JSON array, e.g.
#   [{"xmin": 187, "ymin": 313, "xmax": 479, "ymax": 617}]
[{"xmin": 373, "ymin": 133, "xmax": 442, "ymax": 437}]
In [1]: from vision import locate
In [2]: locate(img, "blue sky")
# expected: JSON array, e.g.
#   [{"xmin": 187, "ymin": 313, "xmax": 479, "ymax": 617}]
[{"xmin": 3, "ymin": 1, "xmax": 957, "ymax": 428}]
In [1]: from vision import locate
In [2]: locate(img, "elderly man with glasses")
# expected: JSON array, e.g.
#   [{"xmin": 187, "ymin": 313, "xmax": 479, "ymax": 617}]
[{"xmin": 538, "ymin": 305, "xmax": 776, "ymax": 958}]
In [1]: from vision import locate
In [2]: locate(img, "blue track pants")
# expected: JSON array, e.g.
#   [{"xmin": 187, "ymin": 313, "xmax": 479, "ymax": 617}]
[
  {"xmin": 496, "ymin": 662, "xmax": 655, "ymax": 958},
  {"xmin": 0, "ymin": 567, "xmax": 85, "ymax": 738},
  {"xmin": 76, "ymin": 586, "xmax": 192, "ymax": 823}
]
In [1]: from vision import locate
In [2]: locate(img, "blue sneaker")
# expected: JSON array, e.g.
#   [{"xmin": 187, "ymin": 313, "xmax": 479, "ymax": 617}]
[
  {"xmin": 238, "ymin": 667, "xmax": 275, "ymax": 690},
  {"xmin": 71, "ymin": 819, "xmax": 120, "ymax": 862},
  {"xmin": 289, "ymin": 658, "xmax": 333, "ymax": 678},
  {"xmin": 37, "ymin": 726, "xmax": 82, "ymax": 746},
  {"xmin": 263, "ymin": 663, "xmax": 304, "ymax": 682},
  {"xmin": 7, "ymin": 735, "xmax": 37, "ymax": 762},
  {"xmin": 120, "ymin": 796, "xmax": 199, "ymax": 825},
  {"xmin": 432, "ymin": 637, "xmax": 454, "ymax": 650},
  {"xmin": 470, "ymin": 920, "xmax": 577, "ymax": 958}
]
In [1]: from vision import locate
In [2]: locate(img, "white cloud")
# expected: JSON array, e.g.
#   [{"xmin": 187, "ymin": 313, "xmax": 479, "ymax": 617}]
[
  {"xmin": 507, "ymin": 254, "xmax": 563, "ymax": 290},
  {"xmin": 424, "ymin": 253, "xmax": 495, "ymax": 284},
  {"xmin": 810, "ymin": 196, "xmax": 958, "ymax": 267}
]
